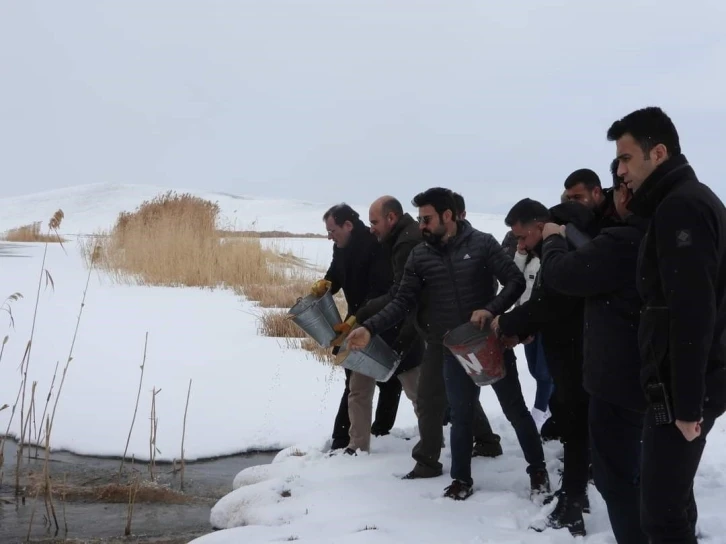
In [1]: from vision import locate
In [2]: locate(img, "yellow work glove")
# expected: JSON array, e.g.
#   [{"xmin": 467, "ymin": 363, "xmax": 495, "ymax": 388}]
[
  {"xmin": 310, "ymin": 279, "xmax": 332, "ymax": 297},
  {"xmin": 331, "ymin": 316, "xmax": 357, "ymax": 347}
]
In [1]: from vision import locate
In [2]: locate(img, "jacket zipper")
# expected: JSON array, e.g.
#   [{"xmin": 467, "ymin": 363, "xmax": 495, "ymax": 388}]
[{"xmin": 444, "ymin": 252, "xmax": 466, "ymax": 322}]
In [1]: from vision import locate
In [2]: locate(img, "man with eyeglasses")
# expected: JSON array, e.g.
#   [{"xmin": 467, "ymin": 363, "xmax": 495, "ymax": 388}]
[{"xmin": 346, "ymin": 188, "xmax": 549, "ymax": 501}]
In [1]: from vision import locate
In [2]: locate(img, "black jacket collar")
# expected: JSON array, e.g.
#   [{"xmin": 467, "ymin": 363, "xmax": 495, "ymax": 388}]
[
  {"xmin": 627, "ymin": 154, "xmax": 694, "ymax": 218},
  {"xmin": 384, "ymin": 213, "xmax": 416, "ymax": 248}
]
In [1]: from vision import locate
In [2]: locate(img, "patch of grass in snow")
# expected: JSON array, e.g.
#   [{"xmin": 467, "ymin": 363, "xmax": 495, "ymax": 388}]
[
  {"xmin": 25, "ymin": 475, "xmax": 194, "ymax": 505},
  {"xmin": 80, "ymin": 191, "xmax": 286, "ymax": 289},
  {"xmin": 2, "ymin": 221, "xmax": 66, "ymax": 243}
]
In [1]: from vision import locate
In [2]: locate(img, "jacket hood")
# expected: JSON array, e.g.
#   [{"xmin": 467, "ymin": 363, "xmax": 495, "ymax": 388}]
[{"xmin": 549, "ymin": 201, "xmax": 599, "ymax": 238}]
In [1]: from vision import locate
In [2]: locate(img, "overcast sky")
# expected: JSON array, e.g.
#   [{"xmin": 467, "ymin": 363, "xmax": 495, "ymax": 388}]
[{"xmin": 2, "ymin": 1, "xmax": 725, "ymax": 213}]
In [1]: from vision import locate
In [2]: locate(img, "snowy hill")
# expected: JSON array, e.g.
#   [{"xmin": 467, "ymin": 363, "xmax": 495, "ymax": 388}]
[{"xmin": 0, "ymin": 183, "xmax": 510, "ymax": 241}]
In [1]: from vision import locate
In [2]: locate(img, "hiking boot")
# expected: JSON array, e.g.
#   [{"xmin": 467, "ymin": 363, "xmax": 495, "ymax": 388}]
[
  {"xmin": 528, "ymin": 467, "xmax": 551, "ymax": 500},
  {"xmin": 540, "ymin": 417, "xmax": 561, "ymax": 443},
  {"xmin": 544, "ymin": 488, "xmax": 590, "ymax": 514},
  {"xmin": 541, "ymin": 491, "xmax": 586, "ymax": 536},
  {"xmin": 401, "ymin": 466, "xmax": 443, "ymax": 480},
  {"xmin": 472, "ymin": 434, "xmax": 503, "ymax": 458},
  {"xmin": 443, "ymin": 479, "xmax": 473, "ymax": 501},
  {"xmin": 343, "ymin": 447, "xmax": 357, "ymax": 456},
  {"xmin": 370, "ymin": 423, "xmax": 391, "ymax": 437},
  {"xmin": 330, "ymin": 438, "xmax": 349, "ymax": 451}
]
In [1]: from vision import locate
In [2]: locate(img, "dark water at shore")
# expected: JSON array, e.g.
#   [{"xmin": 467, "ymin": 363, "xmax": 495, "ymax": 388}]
[{"xmin": 0, "ymin": 439, "xmax": 277, "ymax": 543}]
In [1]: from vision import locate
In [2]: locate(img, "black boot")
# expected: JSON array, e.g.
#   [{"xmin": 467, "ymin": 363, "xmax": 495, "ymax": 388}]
[
  {"xmin": 443, "ymin": 480, "xmax": 473, "ymax": 501},
  {"xmin": 539, "ymin": 416, "xmax": 561, "ymax": 443},
  {"xmin": 528, "ymin": 467, "xmax": 551, "ymax": 500},
  {"xmin": 544, "ymin": 488, "xmax": 590, "ymax": 513},
  {"xmin": 472, "ymin": 434, "xmax": 503, "ymax": 457},
  {"xmin": 542, "ymin": 491, "xmax": 586, "ymax": 536}
]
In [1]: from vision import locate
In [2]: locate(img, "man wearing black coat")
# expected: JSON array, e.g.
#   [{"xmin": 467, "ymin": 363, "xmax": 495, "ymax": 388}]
[
  {"xmin": 321, "ymin": 204, "xmax": 404, "ymax": 451},
  {"xmin": 335, "ymin": 196, "xmax": 424, "ymax": 453},
  {"xmin": 539, "ymin": 169, "xmax": 649, "ymax": 543},
  {"xmin": 346, "ymin": 188, "xmax": 548, "ymax": 501},
  {"xmin": 493, "ymin": 198, "xmax": 594, "ymax": 536},
  {"xmin": 608, "ymin": 107, "xmax": 726, "ymax": 543}
]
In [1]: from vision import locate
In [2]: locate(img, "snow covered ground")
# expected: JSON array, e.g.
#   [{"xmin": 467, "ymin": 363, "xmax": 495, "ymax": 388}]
[
  {"xmin": 191, "ymin": 417, "xmax": 726, "ymax": 544},
  {"xmin": 2, "ymin": 184, "xmax": 724, "ymax": 543}
]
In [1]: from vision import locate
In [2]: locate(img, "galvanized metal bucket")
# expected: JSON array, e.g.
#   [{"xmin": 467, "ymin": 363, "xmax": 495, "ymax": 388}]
[
  {"xmin": 317, "ymin": 287, "xmax": 343, "ymax": 328},
  {"xmin": 287, "ymin": 289, "xmax": 341, "ymax": 348},
  {"xmin": 335, "ymin": 328, "xmax": 401, "ymax": 382}
]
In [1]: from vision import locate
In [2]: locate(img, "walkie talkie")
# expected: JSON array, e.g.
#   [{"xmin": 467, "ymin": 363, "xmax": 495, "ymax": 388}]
[{"xmin": 645, "ymin": 382, "xmax": 674, "ymax": 425}]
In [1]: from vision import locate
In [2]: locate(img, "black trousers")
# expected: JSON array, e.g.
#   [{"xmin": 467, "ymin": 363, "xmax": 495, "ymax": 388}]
[
  {"xmin": 331, "ymin": 368, "xmax": 402, "ymax": 448},
  {"xmin": 640, "ymin": 406, "xmax": 720, "ymax": 543},
  {"xmin": 589, "ymin": 396, "xmax": 647, "ymax": 544},
  {"xmin": 546, "ymin": 348, "xmax": 590, "ymax": 495}
]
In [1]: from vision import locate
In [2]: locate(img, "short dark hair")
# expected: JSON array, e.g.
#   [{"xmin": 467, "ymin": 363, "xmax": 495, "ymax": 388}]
[
  {"xmin": 381, "ymin": 197, "xmax": 404, "ymax": 217},
  {"xmin": 323, "ymin": 203, "xmax": 360, "ymax": 226},
  {"xmin": 564, "ymin": 168, "xmax": 602, "ymax": 190},
  {"xmin": 411, "ymin": 187, "xmax": 457, "ymax": 218},
  {"xmin": 504, "ymin": 198, "xmax": 550, "ymax": 227},
  {"xmin": 610, "ymin": 158, "xmax": 625, "ymax": 189},
  {"xmin": 607, "ymin": 106, "xmax": 681, "ymax": 157},
  {"xmin": 452, "ymin": 192, "xmax": 465, "ymax": 215}
]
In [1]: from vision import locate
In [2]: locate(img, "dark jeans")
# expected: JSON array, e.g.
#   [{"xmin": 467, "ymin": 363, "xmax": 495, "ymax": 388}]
[
  {"xmin": 523, "ymin": 334, "xmax": 554, "ymax": 412},
  {"xmin": 443, "ymin": 348, "xmax": 545, "ymax": 486},
  {"xmin": 641, "ymin": 406, "xmax": 720, "ymax": 543},
  {"xmin": 412, "ymin": 343, "xmax": 497, "ymax": 475},
  {"xmin": 331, "ymin": 368, "xmax": 402, "ymax": 447},
  {"xmin": 589, "ymin": 396, "xmax": 647, "ymax": 544}
]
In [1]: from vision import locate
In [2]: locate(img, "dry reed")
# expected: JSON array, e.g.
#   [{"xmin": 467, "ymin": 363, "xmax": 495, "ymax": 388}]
[
  {"xmin": 180, "ymin": 379, "xmax": 192, "ymax": 491},
  {"xmin": 119, "ymin": 332, "xmax": 148, "ymax": 479},
  {"xmin": 258, "ymin": 311, "xmax": 307, "ymax": 339},
  {"xmin": 2, "ymin": 221, "xmax": 66, "ymax": 243},
  {"xmin": 82, "ymin": 191, "xmax": 290, "ymax": 289}
]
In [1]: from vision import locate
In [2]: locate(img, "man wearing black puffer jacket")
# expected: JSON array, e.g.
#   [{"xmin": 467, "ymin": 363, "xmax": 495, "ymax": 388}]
[
  {"xmin": 493, "ymin": 198, "xmax": 597, "ymax": 537},
  {"xmin": 346, "ymin": 187, "xmax": 549, "ymax": 502},
  {"xmin": 407, "ymin": 192, "xmax": 503, "ymax": 482},
  {"xmin": 539, "ymin": 165, "xmax": 649, "ymax": 543},
  {"xmin": 321, "ymin": 204, "xmax": 404, "ymax": 452},
  {"xmin": 608, "ymin": 107, "xmax": 726, "ymax": 544}
]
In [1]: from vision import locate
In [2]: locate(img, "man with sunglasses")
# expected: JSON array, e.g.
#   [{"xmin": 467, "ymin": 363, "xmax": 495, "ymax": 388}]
[
  {"xmin": 346, "ymin": 188, "xmax": 549, "ymax": 501},
  {"xmin": 407, "ymin": 191, "xmax": 503, "ymax": 483}
]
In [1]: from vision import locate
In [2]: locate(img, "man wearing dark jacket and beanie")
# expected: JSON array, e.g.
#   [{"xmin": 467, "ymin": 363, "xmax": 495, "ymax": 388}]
[
  {"xmin": 334, "ymin": 196, "xmax": 423, "ymax": 453},
  {"xmin": 493, "ymin": 198, "xmax": 593, "ymax": 536},
  {"xmin": 346, "ymin": 188, "xmax": 549, "ymax": 501},
  {"xmin": 608, "ymin": 106, "xmax": 726, "ymax": 543},
  {"xmin": 538, "ymin": 166, "xmax": 649, "ymax": 543},
  {"xmin": 320, "ymin": 204, "xmax": 404, "ymax": 451}
]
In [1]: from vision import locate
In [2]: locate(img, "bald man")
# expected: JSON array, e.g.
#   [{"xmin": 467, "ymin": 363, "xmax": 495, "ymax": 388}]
[{"xmin": 340, "ymin": 196, "xmax": 424, "ymax": 454}]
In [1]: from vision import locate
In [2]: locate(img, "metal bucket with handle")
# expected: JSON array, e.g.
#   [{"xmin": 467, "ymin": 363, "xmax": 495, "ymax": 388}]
[
  {"xmin": 442, "ymin": 322, "xmax": 506, "ymax": 387},
  {"xmin": 287, "ymin": 287, "xmax": 342, "ymax": 348},
  {"xmin": 335, "ymin": 326, "xmax": 401, "ymax": 382}
]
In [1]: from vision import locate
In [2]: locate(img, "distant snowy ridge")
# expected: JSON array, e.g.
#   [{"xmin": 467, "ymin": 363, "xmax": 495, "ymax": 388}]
[{"xmin": 0, "ymin": 183, "xmax": 510, "ymax": 242}]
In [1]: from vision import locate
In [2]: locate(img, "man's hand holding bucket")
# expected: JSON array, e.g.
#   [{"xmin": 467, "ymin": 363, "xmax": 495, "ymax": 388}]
[
  {"xmin": 331, "ymin": 316, "xmax": 357, "ymax": 347},
  {"xmin": 345, "ymin": 326, "xmax": 371, "ymax": 350},
  {"xmin": 470, "ymin": 309, "xmax": 494, "ymax": 329}
]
